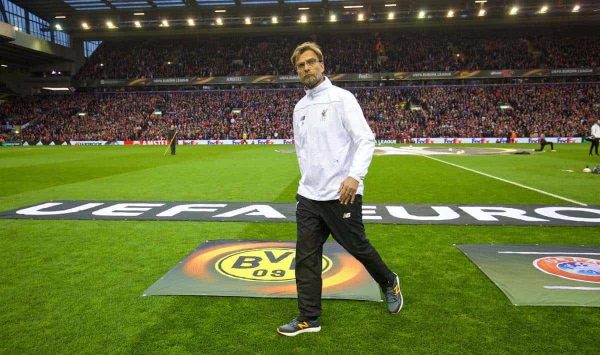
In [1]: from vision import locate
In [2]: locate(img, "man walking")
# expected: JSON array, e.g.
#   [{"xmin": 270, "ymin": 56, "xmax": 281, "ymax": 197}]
[
  {"xmin": 277, "ymin": 42, "xmax": 402, "ymax": 337},
  {"xmin": 590, "ymin": 119, "xmax": 600, "ymax": 156}
]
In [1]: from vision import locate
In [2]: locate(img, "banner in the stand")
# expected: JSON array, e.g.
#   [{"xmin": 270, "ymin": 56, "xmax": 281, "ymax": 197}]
[
  {"xmin": 76, "ymin": 68, "xmax": 600, "ymax": 87},
  {"xmin": 21, "ymin": 137, "xmax": 583, "ymax": 146}
]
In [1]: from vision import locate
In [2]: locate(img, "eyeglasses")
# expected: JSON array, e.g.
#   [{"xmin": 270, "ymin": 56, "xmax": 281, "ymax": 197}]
[{"xmin": 296, "ymin": 58, "xmax": 321, "ymax": 71}]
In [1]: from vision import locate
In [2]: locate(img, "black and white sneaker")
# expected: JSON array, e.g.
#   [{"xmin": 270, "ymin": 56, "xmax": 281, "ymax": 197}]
[
  {"xmin": 277, "ymin": 318, "xmax": 321, "ymax": 336},
  {"xmin": 384, "ymin": 273, "xmax": 403, "ymax": 314}
]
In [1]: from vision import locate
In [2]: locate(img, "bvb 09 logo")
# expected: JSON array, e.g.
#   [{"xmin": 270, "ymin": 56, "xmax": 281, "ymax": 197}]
[
  {"xmin": 534, "ymin": 256, "xmax": 600, "ymax": 283},
  {"xmin": 216, "ymin": 248, "xmax": 333, "ymax": 282}
]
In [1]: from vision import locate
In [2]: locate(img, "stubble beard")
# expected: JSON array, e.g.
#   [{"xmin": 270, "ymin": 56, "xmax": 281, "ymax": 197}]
[{"xmin": 301, "ymin": 73, "xmax": 323, "ymax": 89}]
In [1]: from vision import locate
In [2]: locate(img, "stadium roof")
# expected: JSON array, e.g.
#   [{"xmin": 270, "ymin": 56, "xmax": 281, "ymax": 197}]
[
  {"xmin": 8, "ymin": 0, "xmax": 600, "ymax": 39},
  {"xmin": 0, "ymin": 42, "xmax": 71, "ymax": 67}
]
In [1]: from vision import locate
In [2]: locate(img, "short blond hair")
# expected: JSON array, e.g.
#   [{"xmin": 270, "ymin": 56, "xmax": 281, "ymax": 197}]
[{"xmin": 290, "ymin": 42, "xmax": 324, "ymax": 68}]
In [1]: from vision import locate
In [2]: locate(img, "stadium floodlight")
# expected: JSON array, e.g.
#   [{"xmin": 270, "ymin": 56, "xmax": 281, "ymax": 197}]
[
  {"xmin": 245, "ymin": 17, "xmax": 251, "ymax": 25},
  {"xmin": 81, "ymin": 22, "xmax": 90, "ymax": 29},
  {"xmin": 357, "ymin": 13, "xmax": 365, "ymax": 21},
  {"xmin": 538, "ymin": 5, "xmax": 548, "ymax": 14},
  {"xmin": 447, "ymin": 10, "xmax": 455, "ymax": 18},
  {"xmin": 106, "ymin": 21, "xmax": 117, "ymax": 29},
  {"xmin": 572, "ymin": 5, "xmax": 580, "ymax": 12},
  {"xmin": 329, "ymin": 14, "xmax": 337, "ymax": 22},
  {"xmin": 161, "ymin": 19, "xmax": 169, "ymax": 27},
  {"xmin": 187, "ymin": 18, "xmax": 195, "ymax": 26},
  {"xmin": 478, "ymin": 9, "xmax": 486, "ymax": 16},
  {"xmin": 418, "ymin": 10, "xmax": 426, "ymax": 19},
  {"xmin": 299, "ymin": 14, "xmax": 308, "ymax": 23},
  {"xmin": 55, "ymin": 15, "xmax": 66, "ymax": 19},
  {"xmin": 344, "ymin": 5, "xmax": 363, "ymax": 9},
  {"xmin": 133, "ymin": 12, "xmax": 145, "ymax": 16},
  {"xmin": 55, "ymin": 24, "xmax": 63, "ymax": 31},
  {"xmin": 388, "ymin": 12, "xmax": 395, "ymax": 20},
  {"xmin": 216, "ymin": 17, "xmax": 223, "ymax": 25},
  {"xmin": 134, "ymin": 20, "xmax": 142, "ymax": 28},
  {"xmin": 271, "ymin": 16, "xmax": 278, "ymax": 24},
  {"xmin": 509, "ymin": 6, "xmax": 519, "ymax": 15}
]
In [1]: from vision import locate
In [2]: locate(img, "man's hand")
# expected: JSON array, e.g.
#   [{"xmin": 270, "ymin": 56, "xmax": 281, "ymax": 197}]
[{"xmin": 338, "ymin": 176, "xmax": 359, "ymax": 205}]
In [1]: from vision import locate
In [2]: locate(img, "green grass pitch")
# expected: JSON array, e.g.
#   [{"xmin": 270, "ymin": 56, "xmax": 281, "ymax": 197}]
[{"xmin": 1, "ymin": 144, "xmax": 599, "ymax": 353}]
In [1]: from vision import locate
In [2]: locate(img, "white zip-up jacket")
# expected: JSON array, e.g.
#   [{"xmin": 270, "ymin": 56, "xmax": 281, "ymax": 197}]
[
  {"xmin": 293, "ymin": 77, "xmax": 375, "ymax": 201},
  {"xmin": 592, "ymin": 123, "xmax": 600, "ymax": 138}
]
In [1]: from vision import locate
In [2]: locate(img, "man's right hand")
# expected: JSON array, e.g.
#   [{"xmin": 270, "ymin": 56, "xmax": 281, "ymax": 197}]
[{"xmin": 338, "ymin": 176, "xmax": 359, "ymax": 205}]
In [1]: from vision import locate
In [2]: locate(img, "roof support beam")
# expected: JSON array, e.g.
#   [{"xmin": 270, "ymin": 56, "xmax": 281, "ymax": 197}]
[{"xmin": 0, "ymin": 0, "xmax": 9, "ymax": 23}]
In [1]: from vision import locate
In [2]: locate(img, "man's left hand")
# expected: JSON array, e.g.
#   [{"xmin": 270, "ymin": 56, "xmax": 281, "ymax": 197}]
[{"xmin": 338, "ymin": 177, "xmax": 359, "ymax": 205}]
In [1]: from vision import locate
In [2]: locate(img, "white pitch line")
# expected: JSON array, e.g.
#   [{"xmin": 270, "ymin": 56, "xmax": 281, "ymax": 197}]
[
  {"xmin": 544, "ymin": 286, "xmax": 600, "ymax": 291},
  {"xmin": 421, "ymin": 155, "xmax": 587, "ymax": 206},
  {"xmin": 498, "ymin": 252, "xmax": 600, "ymax": 255}
]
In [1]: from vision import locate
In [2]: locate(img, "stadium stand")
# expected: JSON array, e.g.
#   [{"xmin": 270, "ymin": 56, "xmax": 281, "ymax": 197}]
[
  {"xmin": 1, "ymin": 5, "xmax": 599, "ymax": 145},
  {"xmin": 74, "ymin": 27, "xmax": 600, "ymax": 80},
  {"xmin": 1, "ymin": 83, "xmax": 597, "ymax": 142}
]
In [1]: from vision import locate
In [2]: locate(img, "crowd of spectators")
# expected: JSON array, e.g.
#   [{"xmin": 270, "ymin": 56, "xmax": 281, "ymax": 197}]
[
  {"xmin": 75, "ymin": 27, "xmax": 600, "ymax": 80},
  {"xmin": 357, "ymin": 84, "xmax": 597, "ymax": 139},
  {"xmin": 1, "ymin": 83, "xmax": 597, "ymax": 142}
]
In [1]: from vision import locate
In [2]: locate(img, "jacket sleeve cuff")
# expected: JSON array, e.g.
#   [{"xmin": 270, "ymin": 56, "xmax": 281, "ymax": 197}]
[{"xmin": 347, "ymin": 173, "xmax": 363, "ymax": 183}]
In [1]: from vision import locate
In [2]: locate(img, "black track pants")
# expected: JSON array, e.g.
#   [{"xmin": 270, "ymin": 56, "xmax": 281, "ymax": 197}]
[{"xmin": 295, "ymin": 194, "xmax": 394, "ymax": 319}]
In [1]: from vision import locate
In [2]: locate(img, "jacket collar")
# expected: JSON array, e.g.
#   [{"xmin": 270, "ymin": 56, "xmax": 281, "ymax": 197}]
[{"xmin": 304, "ymin": 76, "xmax": 331, "ymax": 97}]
